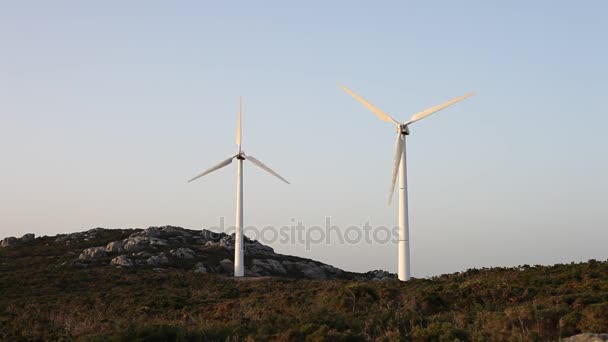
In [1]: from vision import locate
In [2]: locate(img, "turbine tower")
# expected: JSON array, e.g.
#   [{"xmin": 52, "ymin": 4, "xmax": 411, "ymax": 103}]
[
  {"xmin": 340, "ymin": 85, "xmax": 474, "ymax": 281},
  {"xmin": 188, "ymin": 97, "xmax": 289, "ymax": 277}
]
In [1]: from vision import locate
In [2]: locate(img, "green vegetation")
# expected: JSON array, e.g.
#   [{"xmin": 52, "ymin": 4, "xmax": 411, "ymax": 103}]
[{"xmin": 1, "ymin": 232, "xmax": 607, "ymax": 341}]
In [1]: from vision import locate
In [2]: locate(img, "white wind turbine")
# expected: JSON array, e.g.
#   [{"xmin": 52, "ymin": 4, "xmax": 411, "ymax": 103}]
[
  {"xmin": 340, "ymin": 85, "xmax": 474, "ymax": 281},
  {"xmin": 188, "ymin": 97, "xmax": 289, "ymax": 277}
]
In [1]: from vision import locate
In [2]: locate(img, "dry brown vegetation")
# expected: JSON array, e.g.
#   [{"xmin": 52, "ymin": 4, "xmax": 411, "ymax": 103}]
[{"xmin": 1, "ymin": 231, "xmax": 607, "ymax": 341}]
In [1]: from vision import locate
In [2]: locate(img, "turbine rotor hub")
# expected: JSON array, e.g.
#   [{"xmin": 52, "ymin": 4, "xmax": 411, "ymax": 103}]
[{"xmin": 399, "ymin": 124, "xmax": 410, "ymax": 135}]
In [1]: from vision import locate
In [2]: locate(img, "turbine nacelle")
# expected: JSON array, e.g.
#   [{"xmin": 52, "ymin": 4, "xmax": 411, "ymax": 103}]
[
  {"xmin": 340, "ymin": 84, "xmax": 474, "ymax": 282},
  {"xmin": 339, "ymin": 84, "xmax": 474, "ymax": 205},
  {"xmin": 187, "ymin": 97, "xmax": 290, "ymax": 278},
  {"xmin": 187, "ymin": 98, "xmax": 290, "ymax": 185},
  {"xmin": 398, "ymin": 124, "xmax": 410, "ymax": 135}
]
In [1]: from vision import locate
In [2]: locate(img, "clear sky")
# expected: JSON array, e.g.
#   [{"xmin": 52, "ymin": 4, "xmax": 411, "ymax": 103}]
[{"xmin": 1, "ymin": 1, "xmax": 607, "ymax": 277}]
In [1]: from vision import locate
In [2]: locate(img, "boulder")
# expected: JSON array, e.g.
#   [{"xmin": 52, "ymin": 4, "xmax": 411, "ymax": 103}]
[
  {"xmin": 282, "ymin": 261, "xmax": 326, "ymax": 279},
  {"xmin": 251, "ymin": 259, "xmax": 287, "ymax": 276},
  {"xmin": 79, "ymin": 247, "xmax": 107, "ymax": 260},
  {"xmin": 142, "ymin": 227, "xmax": 162, "ymax": 237},
  {"xmin": 1, "ymin": 234, "xmax": 35, "ymax": 247},
  {"xmin": 246, "ymin": 240, "xmax": 275, "ymax": 255},
  {"xmin": 320, "ymin": 264, "xmax": 344, "ymax": 277},
  {"xmin": 299, "ymin": 263, "xmax": 327, "ymax": 279},
  {"xmin": 105, "ymin": 241, "xmax": 124, "ymax": 253},
  {"xmin": 266, "ymin": 259, "xmax": 287, "ymax": 275},
  {"xmin": 123, "ymin": 236, "xmax": 148, "ymax": 252},
  {"xmin": 219, "ymin": 259, "xmax": 234, "ymax": 273},
  {"xmin": 111, "ymin": 255, "xmax": 133, "ymax": 267},
  {"xmin": 149, "ymin": 238, "xmax": 169, "ymax": 246},
  {"xmin": 1, "ymin": 237, "xmax": 18, "ymax": 248},
  {"xmin": 193, "ymin": 262, "xmax": 207, "ymax": 274},
  {"xmin": 170, "ymin": 247, "xmax": 195, "ymax": 259},
  {"xmin": 146, "ymin": 253, "xmax": 168, "ymax": 266},
  {"xmin": 20, "ymin": 233, "xmax": 35, "ymax": 242},
  {"xmin": 133, "ymin": 251, "xmax": 152, "ymax": 258},
  {"xmin": 162, "ymin": 226, "xmax": 191, "ymax": 236},
  {"xmin": 219, "ymin": 236, "xmax": 235, "ymax": 250}
]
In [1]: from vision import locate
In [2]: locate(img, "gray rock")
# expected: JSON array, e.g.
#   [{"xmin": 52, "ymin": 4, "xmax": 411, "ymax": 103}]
[
  {"xmin": 170, "ymin": 247, "xmax": 195, "ymax": 259},
  {"xmin": 219, "ymin": 259, "xmax": 234, "ymax": 273},
  {"xmin": 20, "ymin": 233, "xmax": 35, "ymax": 242},
  {"xmin": 193, "ymin": 262, "xmax": 207, "ymax": 274},
  {"xmin": 251, "ymin": 259, "xmax": 287, "ymax": 276},
  {"xmin": 1, "ymin": 237, "xmax": 18, "ymax": 247},
  {"xmin": 133, "ymin": 251, "xmax": 152, "ymax": 258},
  {"xmin": 79, "ymin": 247, "xmax": 107, "ymax": 260},
  {"xmin": 320, "ymin": 264, "xmax": 344, "ymax": 277},
  {"xmin": 1, "ymin": 234, "xmax": 35, "ymax": 247},
  {"xmin": 162, "ymin": 226, "xmax": 191, "ymax": 236},
  {"xmin": 123, "ymin": 236, "xmax": 148, "ymax": 252},
  {"xmin": 105, "ymin": 241, "xmax": 124, "ymax": 253},
  {"xmin": 282, "ymin": 260, "xmax": 326, "ymax": 279},
  {"xmin": 246, "ymin": 240, "xmax": 275, "ymax": 255},
  {"xmin": 299, "ymin": 263, "xmax": 327, "ymax": 279},
  {"xmin": 205, "ymin": 241, "xmax": 219, "ymax": 247},
  {"xmin": 219, "ymin": 236, "xmax": 235, "ymax": 250},
  {"xmin": 563, "ymin": 334, "xmax": 608, "ymax": 342},
  {"xmin": 146, "ymin": 253, "xmax": 168, "ymax": 266},
  {"xmin": 111, "ymin": 255, "xmax": 133, "ymax": 267},
  {"xmin": 266, "ymin": 259, "xmax": 287, "ymax": 275},
  {"xmin": 149, "ymin": 238, "xmax": 169, "ymax": 246},
  {"xmin": 142, "ymin": 227, "xmax": 162, "ymax": 237}
]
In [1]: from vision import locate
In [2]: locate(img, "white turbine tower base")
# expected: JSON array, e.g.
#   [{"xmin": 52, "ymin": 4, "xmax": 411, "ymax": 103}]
[
  {"xmin": 234, "ymin": 155, "xmax": 244, "ymax": 277},
  {"xmin": 340, "ymin": 85, "xmax": 474, "ymax": 281},
  {"xmin": 188, "ymin": 97, "xmax": 289, "ymax": 277},
  {"xmin": 398, "ymin": 136, "xmax": 410, "ymax": 281}
]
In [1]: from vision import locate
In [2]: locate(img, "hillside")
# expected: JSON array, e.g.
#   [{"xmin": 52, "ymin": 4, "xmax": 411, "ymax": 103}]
[{"xmin": 1, "ymin": 227, "xmax": 607, "ymax": 341}]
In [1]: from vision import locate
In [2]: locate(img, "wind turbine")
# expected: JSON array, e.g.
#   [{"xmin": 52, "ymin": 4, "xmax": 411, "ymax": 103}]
[
  {"xmin": 188, "ymin": 97, "xmax": 290, "ymax": 277},
  {"xmin": 340, "ymin": 85, "xmax": 474, "ymax": 281}
]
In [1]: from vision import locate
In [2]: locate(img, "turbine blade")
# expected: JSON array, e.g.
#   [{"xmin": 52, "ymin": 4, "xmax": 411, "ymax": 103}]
[
  {"xmin": 406, "ymin": 92, "xmax": 475, "ymax": 125},
  {"xmin": 339, "ymin": 85, "xmax": 400, "ymax": 125},
  {"xmin": 245, "ymin": 155, "xmax": 290, "ymax": 184},
  {"xmin": 188, "ymin": 155, "xmax": 236, "ymax": 183},
  {"xmin": 389, "ymin": 133, "xmax": 404, "ymax": 205},
  {"xmin": 236, "ymin": 97, "xmax": 242, "ymax": 146}
]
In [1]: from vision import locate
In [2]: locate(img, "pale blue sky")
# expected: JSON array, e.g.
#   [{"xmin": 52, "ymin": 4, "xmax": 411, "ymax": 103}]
[{"xmin": 1, "ymin": 1, "xmax": 607, "ymax": 277}]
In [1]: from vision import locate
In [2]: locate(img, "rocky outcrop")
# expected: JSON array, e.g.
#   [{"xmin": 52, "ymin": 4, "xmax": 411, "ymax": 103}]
[
  {"xmin": 146, "ymin": 253, "xmax": 168, "ymax": 266},
  {"xmin": 111, "ymin": 255, "xmax": 133, "ymax": 267},
  {"xmin": 55, "ymin": 228, "xmax": 105, "ymax": 244},
  {"xmin": 357, "ymin": 270, "xmax": 396, "ymax": 281},
  {"xmin": 170, "ymin": 247, "xmax": 195, "ymax": 259},
  {"xmin": 219, "ymin": 259, "xmax": 234, "ymax": 273},
  {"xmin": 193, "ymin": 262, "xmax": 207, "ymax": 274},
  {"xmin": 35, "ymin": 225, "xmax": 394, "ymax": 280},
  {"xmin": 251, "ymin": 258, "xmax": 287, "ymax": 276},
  {"xmin": 1, "ymin": 237, "xmax": 18, "ymax": 247},
  {"xmin": 20, "ymin": 233, "xmax": 35, "ymax": 242},
  {"xmin": 79, "ymin": 247, "xmax": 107, "ymax": 260},
  {"xmin": 105, "ymin": 241, "xmax": 124, "ymax": 253},
  {"xmin": 283, "ymin": 260, "xmax": 327, "ymax": 279},
  {"xmin": 1, "ymin": 233, "xmax": 35, "ymax": 247}
]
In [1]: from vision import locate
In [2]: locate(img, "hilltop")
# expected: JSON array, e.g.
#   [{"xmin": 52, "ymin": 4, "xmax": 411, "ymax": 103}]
[
  {"xmin": 0, "ymin": 226, "xmax": 393, "ymax": 281},
  {"xmin": 1, "ymin": 227, "xmax": 607, "ymax": 341}
]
